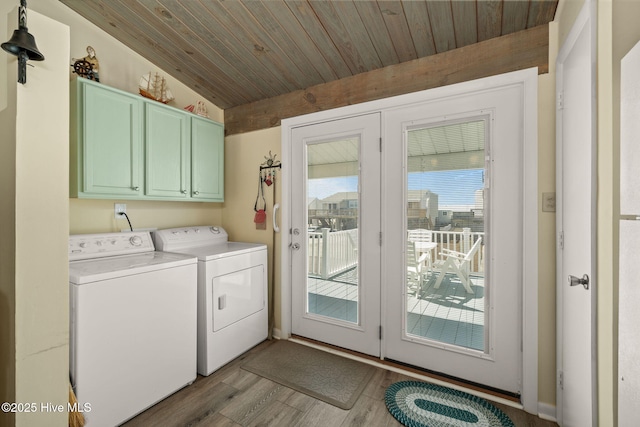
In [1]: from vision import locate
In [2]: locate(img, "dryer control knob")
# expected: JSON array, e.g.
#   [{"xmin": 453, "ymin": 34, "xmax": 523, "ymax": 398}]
[
  {"xmin": 210, "ymin": 226, "xmax": 219, "ymax": 233},
  {"xmin": 129, "ymin": 236, "xmax": 143, "ymax": 246}
]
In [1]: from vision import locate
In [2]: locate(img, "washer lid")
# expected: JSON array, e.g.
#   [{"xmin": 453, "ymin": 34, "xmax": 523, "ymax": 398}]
[
  {"xmin": 69, "ymin": 251, "xmax": 197, "ymax": 284},
  {"xmin": 170, "ymin": 242, "xmax": 267, "ymax": 261}
]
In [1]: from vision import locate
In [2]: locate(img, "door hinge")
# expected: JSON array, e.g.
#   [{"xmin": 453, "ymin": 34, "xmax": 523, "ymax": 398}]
[
  {"xmin": 379, "ymin": 325, "xmax": 383, "ymax": 340},
  {"xmin": 557, "ymin": 92, "xmax": 564, "ymax": 110},
  {"xmin": 559, "ymin": 231, "xmax": 564, "ymax": 250},
  {"xmin": 379, "ymin": 231, "xmax": 382, "ymax": 245},
  {"xmin": 558, "ymin": 370, "xmax": 564, "ymax": 390},
  {"xmin": 379, "ymin": 137, "xmax": 382, "ymax": 152}
]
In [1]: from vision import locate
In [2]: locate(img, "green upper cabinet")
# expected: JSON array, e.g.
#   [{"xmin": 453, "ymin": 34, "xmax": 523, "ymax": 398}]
[
  {"xmin": 191, "ymin": 116, "xmax": 224, "ymax": 201},
  {"xmin": 70, "ymin": 77, "xmax": 224, "ymax": 202},
  {"xmin": 71, "ymin": 77, "xmax": 144, "ymax": 198},
  {"xmin": 145, "ymin": 103, "xmax": 190, "ymax": 199}
]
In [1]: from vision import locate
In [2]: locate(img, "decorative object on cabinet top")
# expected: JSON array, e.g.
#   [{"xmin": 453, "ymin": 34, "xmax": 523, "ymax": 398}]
[
  {"xmin": 139, "ymin": 71, "xmax": 174, "ymax": 104},
  {"xmin": 185, "ymin": 101, "xmax": 209, "ymax": 118},
  {"xmin": 72, "ymin": 45, "xmax": 99, "ymax": 82}
]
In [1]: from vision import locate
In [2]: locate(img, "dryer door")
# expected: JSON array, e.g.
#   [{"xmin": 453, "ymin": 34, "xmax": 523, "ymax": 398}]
[{"xmin": 210, "ymin": 251, "xmax": 266, "ymax": 331}]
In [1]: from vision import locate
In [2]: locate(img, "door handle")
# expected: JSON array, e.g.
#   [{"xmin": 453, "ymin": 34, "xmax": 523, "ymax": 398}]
[
  {"xmin": 289, "ymin": 243, "xmax": 300, "ymax": 250},
  {"xmin": 568, "ymin": 274, "xmax": 589, "ymax": 290},
  {"xmin": 273, "ymin": 204, "xmax": 280, "ymax": 233}
]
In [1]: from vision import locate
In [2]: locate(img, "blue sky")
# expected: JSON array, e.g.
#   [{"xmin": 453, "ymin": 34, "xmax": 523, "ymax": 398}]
[{"xmin": 308, "ymin": 169, "xmax": 483, "ymax": 207}]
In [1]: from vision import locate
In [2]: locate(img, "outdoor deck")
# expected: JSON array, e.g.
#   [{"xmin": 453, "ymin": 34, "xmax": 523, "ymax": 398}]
[{"xmin": 306, "ymin": 268, "xmax": 485, "ymax": 351}]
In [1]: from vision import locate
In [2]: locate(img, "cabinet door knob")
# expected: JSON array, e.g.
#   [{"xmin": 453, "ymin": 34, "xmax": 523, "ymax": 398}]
[
  {"xmin": 132, "ymin": 186, "xmax": 139, "ymax": 191},
  {"xmin": 193, "ymin": 190, "xmax": 200, "ymax": 195},
  {"xmin": 181, "ymin": 190, "xmax": 187, "ymax": 194}
]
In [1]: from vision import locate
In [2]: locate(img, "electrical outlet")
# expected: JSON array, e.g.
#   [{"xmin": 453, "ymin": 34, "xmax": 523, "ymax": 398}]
[
  {"xmin": 542, "ymin": 192, "xmax": 556, "ymax": 212},
  {"xmin": 114, "ymin": 203, "xmax": 127, "ymax": 219}
]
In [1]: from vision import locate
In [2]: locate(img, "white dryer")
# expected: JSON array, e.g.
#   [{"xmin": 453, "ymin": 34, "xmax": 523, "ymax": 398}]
[
  {"xmin": 154, "ymin": 226, "xmax": 268, "ymax": 376},
  {"xmin": 69, "ymin": 231, "xmax": 197, "ymax": 427}
]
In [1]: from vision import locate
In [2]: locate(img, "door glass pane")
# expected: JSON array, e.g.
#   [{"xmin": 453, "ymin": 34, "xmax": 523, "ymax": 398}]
[
  {"xmin": 405, "ymin": 119, "xmax": 487, "ymax": 352},
  {"xmin": 306, "ymin": 137, "xmax": 359, "ymax": 324}
]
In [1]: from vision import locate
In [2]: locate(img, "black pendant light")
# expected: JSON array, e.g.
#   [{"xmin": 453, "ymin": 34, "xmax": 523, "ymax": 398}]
[{"xmin": 2, "ymin": 0, "xmax": 44, "ymax": 84}]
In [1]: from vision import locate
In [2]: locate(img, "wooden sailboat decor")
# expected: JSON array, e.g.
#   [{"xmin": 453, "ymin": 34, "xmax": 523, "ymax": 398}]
[{"xmin": 139, "ymin": 72, "xmax": 174, "ymax": 104}]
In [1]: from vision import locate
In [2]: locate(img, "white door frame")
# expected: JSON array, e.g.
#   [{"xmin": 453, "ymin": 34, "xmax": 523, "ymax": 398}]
[
  {"xmin": 280, "ymin": 69, "xmax": 538, "ymax": 413},
  {"xmin": 555, "ymin": 0, "xmax": 598, "ymax": 425}
]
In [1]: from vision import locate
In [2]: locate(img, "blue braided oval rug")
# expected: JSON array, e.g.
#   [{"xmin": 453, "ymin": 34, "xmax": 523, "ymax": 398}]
[{"xmin": 385, "ymin": 381, "xmax": 515, "ymax": 427}]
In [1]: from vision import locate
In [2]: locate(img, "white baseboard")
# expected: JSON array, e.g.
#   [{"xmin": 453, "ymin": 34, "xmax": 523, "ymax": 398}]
[
  {"xmin": 537, "ymin": 402, "xmax": 557, "ymax": 422},
  {"xmin": 272, "ymin": 328, "xmax": 283, "ymax": 340}
]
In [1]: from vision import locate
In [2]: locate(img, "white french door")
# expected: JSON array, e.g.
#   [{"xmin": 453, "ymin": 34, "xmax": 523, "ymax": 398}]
[
  {"xmin": 285, "ymin": 69, "xmax": 536, "ymax": 400},
  {"xmin": 383, "ymin": 84, "xmax": 525, "ymax": 395},
  {"xmin": 290, "ymin": 114, "xmax": 381, "ymax": 356}
]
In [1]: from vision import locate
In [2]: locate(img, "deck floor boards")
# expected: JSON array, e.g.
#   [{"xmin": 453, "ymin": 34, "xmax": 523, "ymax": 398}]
[{"xmin": 308, "ymin": 269, "xmax": 485, "ymax": 351}]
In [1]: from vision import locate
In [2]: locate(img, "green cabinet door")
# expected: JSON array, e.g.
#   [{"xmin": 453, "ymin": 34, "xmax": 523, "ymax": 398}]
[
  {"xmin": 71, "ymin": 78, "xmax": 224, "ymax": 202},
  {"xmin": 145, "ymin": 103, "xmax": 190, "ymax": 199},
  {"xmin": 76, "ymin": 78, "xmax": 143, "ymax": 197},
  {"xmin": 191, "ymin": 116, "xmax": 224, "ymax": 201}
]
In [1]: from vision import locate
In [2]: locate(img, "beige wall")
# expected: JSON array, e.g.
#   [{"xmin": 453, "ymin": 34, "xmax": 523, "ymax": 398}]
[
  {"xmin": 69, "ymin": 199, "xmax": 221, "ymax": 234},
  {"xmin": 556, "ymin": 0, "xmax": 588, "ymax": 47},
  {"xmin": 598, "ymin": 1, "xmax": 616, "ymax": 425},
  {"xmin": 0, "ymin": 6, "xmax": 70, "ymax": 427},
  {"xmin": 0, "ymin": 8, "xmax": 18, "ymax": 426},
  {"xmin": 537, "ymin": 72, "xmax": 558, "ymax": 408}
]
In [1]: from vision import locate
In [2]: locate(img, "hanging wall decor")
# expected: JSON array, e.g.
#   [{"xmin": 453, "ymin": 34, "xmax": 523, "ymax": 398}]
[
  {"xmin": 254, "ymin": 151, "xmax": 281, "ymax": 230},
  {"xmin": 254, "ymin": 171, "xmax": 267, "ymax": 230},
  {"xmin": 1, "ymin": 0, "xmax": 45, "ymax": 84}
]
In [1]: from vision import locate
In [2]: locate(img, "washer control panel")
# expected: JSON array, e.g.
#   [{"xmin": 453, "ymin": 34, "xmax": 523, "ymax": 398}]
[{"xmin": 69, "ymin": 231, "xmax": 154, "ymax": 261}]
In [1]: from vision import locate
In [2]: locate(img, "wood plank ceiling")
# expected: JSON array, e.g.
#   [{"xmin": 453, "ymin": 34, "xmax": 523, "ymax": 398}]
[{"xmin": 59, "ymin": 0, "xmax": 558, "ymax": 134}]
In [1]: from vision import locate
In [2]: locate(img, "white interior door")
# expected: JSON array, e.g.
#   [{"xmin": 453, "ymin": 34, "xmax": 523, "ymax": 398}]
[
  {"xmin": 383, "ymin": 84, "xmax": 525, "ymax": 395},
  {"xmin": 290, "ymin": 114, "xmax": 381, "ymax": 356},
  {"xmin": 555, "ymin": 2, "xmax": 597, "ymax": 425}
]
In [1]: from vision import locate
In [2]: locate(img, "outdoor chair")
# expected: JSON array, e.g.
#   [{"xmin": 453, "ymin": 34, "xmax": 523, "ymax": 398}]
[
  {"xmin": 406, "ymin": 240, "xmax": 430, "ymax": 296},
  {"xmin": 407, "ymin": 229, "xmax": 435, "ymax": 272},
  {"xmin": 432, "ymin": 236, "xmax": 483, "ymax": 294}
]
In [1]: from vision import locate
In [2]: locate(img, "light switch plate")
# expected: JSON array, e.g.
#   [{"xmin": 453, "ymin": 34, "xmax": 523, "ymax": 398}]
[{"xmin": 542, "ymin": 193, "xmax": 556, "ymax": 212}]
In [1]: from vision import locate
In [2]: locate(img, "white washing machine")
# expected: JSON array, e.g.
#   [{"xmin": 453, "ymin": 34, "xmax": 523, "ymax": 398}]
[
  {"xmin": 153, "ymin": 226, "xmax": 268, "ymax": 376},
  {"xmin": 69, "ymin": 231, "xmax": 198, "ymax": 427}
]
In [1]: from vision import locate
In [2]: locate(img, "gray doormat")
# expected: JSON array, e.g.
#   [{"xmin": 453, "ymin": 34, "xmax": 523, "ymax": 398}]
[{"xmin": 241, "ymin": 340, "xmax": 375, "ymax": 410}]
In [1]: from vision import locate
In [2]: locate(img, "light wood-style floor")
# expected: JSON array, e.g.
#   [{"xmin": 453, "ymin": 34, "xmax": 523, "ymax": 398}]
[{"xmin": 122, "ymin": 340, "xmax": 558, "ymax": 427}]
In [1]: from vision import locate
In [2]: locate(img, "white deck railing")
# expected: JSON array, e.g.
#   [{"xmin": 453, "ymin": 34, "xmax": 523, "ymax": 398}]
[
  {"xmin": 426, "ymin": 228, "xmax": 485, "ymax": 275},
  {"xmin": 308, "ymin": 227, "xmax": 484, "ymax": 279},
  {"xmin": 308, "ymin": 228, "xmax": 358, "ymax": 279}
]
